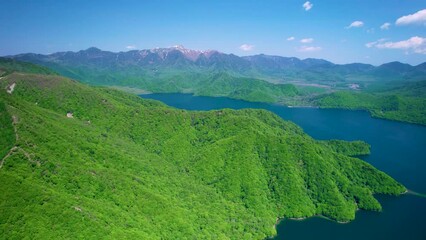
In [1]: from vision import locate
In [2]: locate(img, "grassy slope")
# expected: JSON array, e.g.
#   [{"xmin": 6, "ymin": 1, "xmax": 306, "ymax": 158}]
[{"xmin": 0, "ymin": 72, "xmax": 405, "ymax": 239}]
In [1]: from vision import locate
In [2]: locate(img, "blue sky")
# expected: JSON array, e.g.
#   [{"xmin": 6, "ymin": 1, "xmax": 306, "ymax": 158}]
[{"xmin": 0, "ymin": 0, "xmax": 425, "ymax": 65}]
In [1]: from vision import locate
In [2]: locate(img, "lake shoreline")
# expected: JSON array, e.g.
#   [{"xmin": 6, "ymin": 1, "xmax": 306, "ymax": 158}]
[
  {"xmin": 140, "ymin": 91, "xmax": 426, "ymax": 126},
  {"xmin": 141, "ymin": 92, "xmax": 426, "ymax": 240}
]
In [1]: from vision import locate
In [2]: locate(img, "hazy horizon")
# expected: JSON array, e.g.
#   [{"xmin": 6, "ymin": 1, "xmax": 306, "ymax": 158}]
[{"xmin": 1, "ymin": 0, "xmax": 425, "ymax": 65}]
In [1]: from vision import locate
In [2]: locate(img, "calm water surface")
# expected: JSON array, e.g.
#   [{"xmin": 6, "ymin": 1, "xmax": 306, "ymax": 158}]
[{"xmin": 141, "ymin": 93, "xmax": 426, "ymax": 240}]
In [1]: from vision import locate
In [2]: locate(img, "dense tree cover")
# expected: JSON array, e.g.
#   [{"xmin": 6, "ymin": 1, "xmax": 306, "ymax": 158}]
[
  {"xmin": 314, "ymin": 87, "xmax": 426, "ymax": 125},
  {"xmin": 193, "ymin": 73, "xmax": 298, "ymax": 103},
  {"xmin": 0, "ymin": 57, "xmax": 303, "ymax": 103},
  {"xmin": 0, "ymin": 101, "xmax": 15, "ymax": 160},
  {"xmin": 100, "ymin": 71, "xmax": 301, "ymax": 103},
  {"xmin": 319, "ymin": 140, "xmax": 370, "ymax": 156},
  {"xmin": 0, "ymin": 72, "xmax": 405, "ymax": 239}
]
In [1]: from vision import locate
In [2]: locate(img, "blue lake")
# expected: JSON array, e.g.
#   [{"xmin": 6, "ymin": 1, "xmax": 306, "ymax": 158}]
[{"xmin": 141, "ymin": 93, "xmax": 426, "ymax": 240}]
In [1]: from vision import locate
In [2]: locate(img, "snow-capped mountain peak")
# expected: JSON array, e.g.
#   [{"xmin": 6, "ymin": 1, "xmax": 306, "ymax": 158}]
[{"xmin": 146, "ymin": 45, "xmax": 218, "ymax": 61}]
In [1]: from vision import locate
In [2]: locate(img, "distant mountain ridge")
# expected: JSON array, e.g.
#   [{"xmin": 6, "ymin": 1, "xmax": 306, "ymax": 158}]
[
  {"xmin": 9, "ymin": 46, "xmax": 426, "ymax": 84},
  {"xmin": 16, "ymin": 45, "xmax": 421, "ymax": 68}
]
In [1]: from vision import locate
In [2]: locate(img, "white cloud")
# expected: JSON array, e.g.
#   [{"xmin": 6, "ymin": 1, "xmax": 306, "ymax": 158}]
[
  {"xmin": 300, "ymin": 38, "xmax": 314, "ymax": 43},
  {"xmin": 365, "ymin": 38, "xmax": 387, "ymax": 48},
  {"xmin": 365, "ymin": 42, "xmax": 375, "ymax": 48},
  {"xmin": 396, "ymin": 9, "xmax": 426, "ymax": 26},
  {"xmin": 303, "ymin": 1, "xmax": 313, "ymax": 11},
  {"xmin": 298, "ymin": 46, "xmax": 322, "ymax": 52},
  {"xmin": 239, "ymin": 44, "xmax": 254, "ymax": 51},
  {"xmin": 366, "ymin": 36, "xmax": 426, "ymax": 54},
  {"xmin": 346, "ymin": 21, "xmax": 364, "ymax": 28},
  {"xmin": 380, "ymin": 22, "xmax": 391, "ymax": 30},
  {"xmin": 287, "ymin": 36, "xmax": 295, "ymax": 41},
  {"xmin": 126, "ymin": 45, "xmax": 136, "ymax": 49}
]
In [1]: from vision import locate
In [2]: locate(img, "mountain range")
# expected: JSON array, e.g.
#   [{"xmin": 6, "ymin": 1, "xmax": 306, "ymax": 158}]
[{"xmin": 9, "ymin": 46, "xmax": 426, "ymax": 86}]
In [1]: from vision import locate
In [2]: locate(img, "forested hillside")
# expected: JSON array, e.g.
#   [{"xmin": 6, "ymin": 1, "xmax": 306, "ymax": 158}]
[
  {"xmin": 0, "ymin": 68, "xmax": 405, "ymax": 239},
  {"xmin": 314, "ymin": 81, "xmax": 426, "ymax": 125}
]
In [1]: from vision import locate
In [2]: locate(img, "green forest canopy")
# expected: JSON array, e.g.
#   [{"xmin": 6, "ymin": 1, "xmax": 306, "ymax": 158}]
[{"xmin": 0, "ymin": 70, "xmax": 405, "ymax": 239}]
